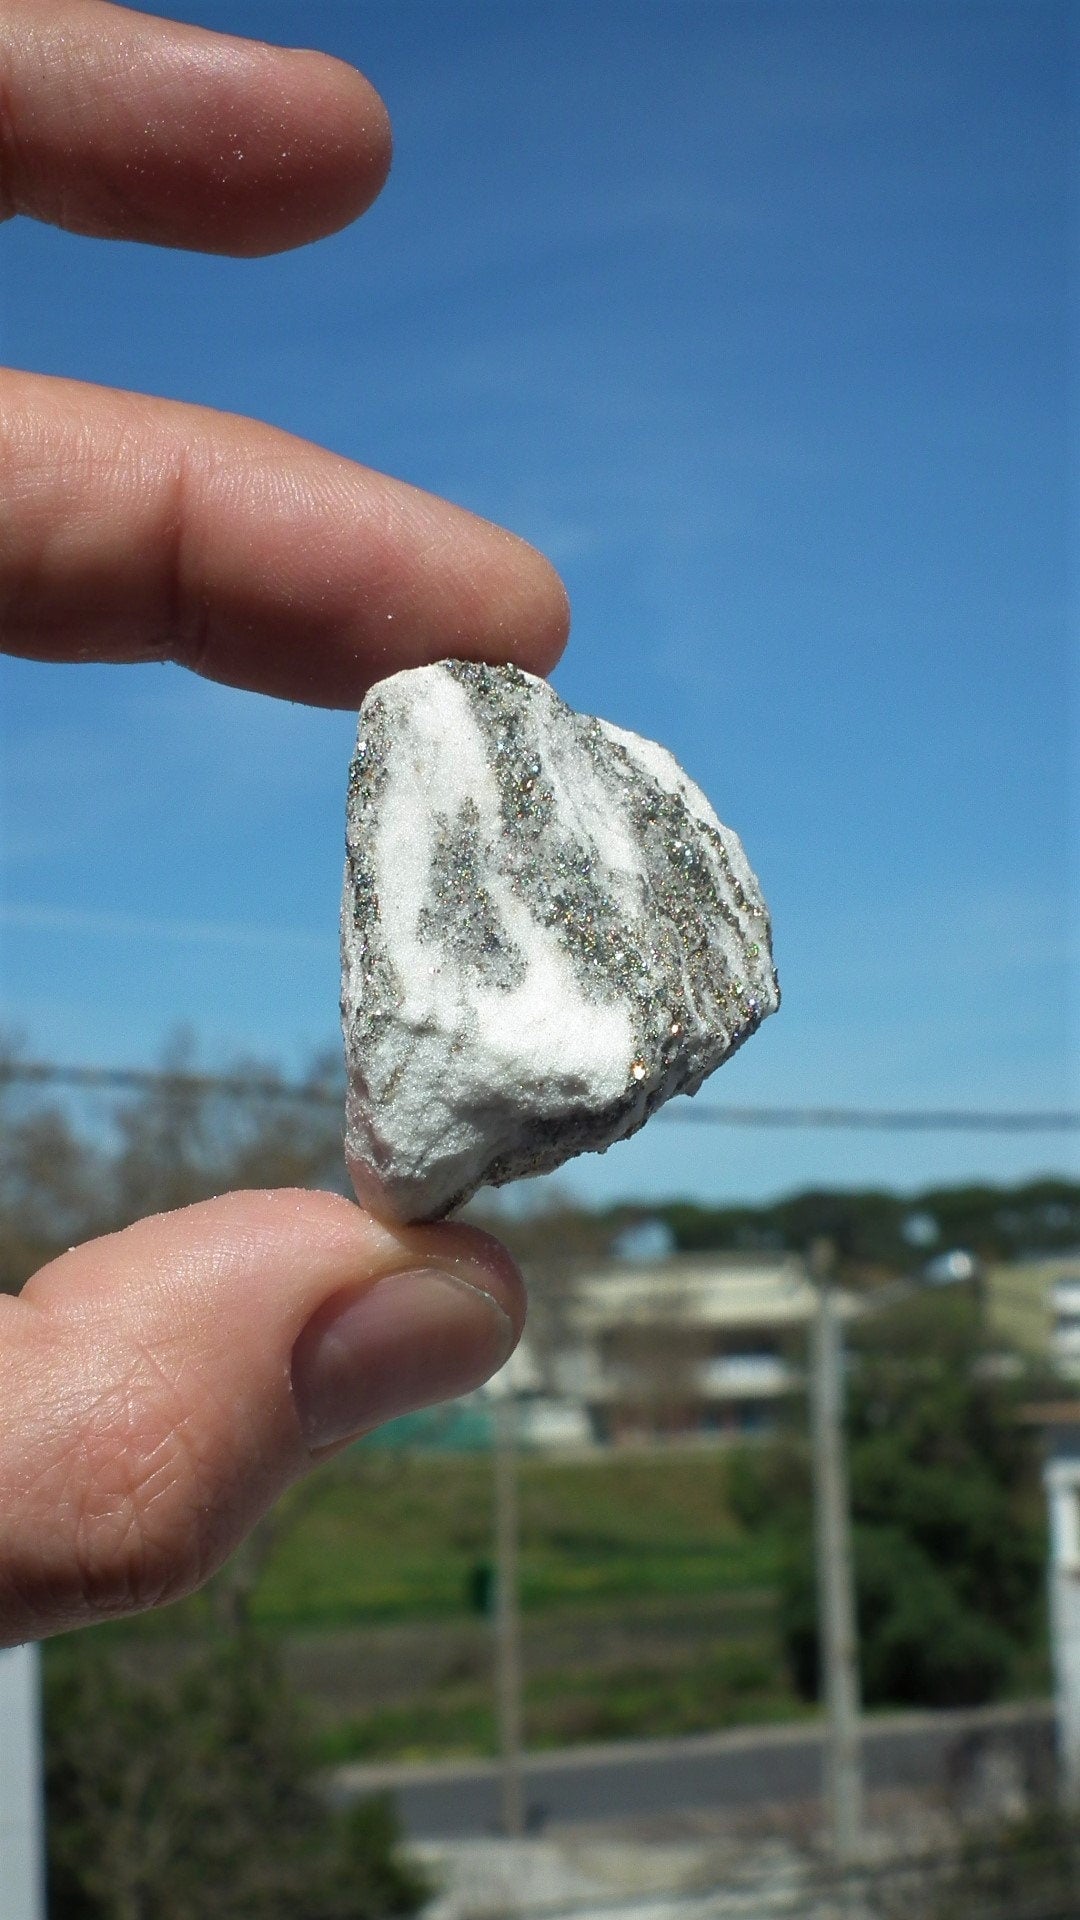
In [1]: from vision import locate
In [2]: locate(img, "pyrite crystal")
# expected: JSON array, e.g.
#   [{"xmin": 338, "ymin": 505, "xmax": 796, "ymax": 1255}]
[{"xmin": 342, "ymin": 662, "xmax": 778, "ymax": 1221}]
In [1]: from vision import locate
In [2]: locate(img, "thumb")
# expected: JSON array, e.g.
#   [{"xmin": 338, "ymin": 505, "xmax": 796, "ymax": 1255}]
[{"xmin": 0, "ymin": 1190, "xmax": 523, "ymax": 1645}]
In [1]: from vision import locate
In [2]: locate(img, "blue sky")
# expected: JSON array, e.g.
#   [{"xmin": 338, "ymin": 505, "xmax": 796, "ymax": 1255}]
[{"xmin": 0, "ymin": 0, "xmax": 1075, "ymax": 1206}]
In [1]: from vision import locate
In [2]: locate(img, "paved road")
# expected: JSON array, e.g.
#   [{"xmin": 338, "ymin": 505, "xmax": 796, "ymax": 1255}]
[{"xmin": 332, "ymin": 1701, "xmax": 1054, "ymax": 1838}]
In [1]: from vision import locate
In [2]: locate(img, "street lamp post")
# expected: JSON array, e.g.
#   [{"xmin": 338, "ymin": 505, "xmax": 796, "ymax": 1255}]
[
  {"xmin": 491, "ymin": 1388, "xmax": 525, "ymax": 1837},
  {"xmin": 809, "ymin": 1241, "xmax": 864, "ymax": 1874}
]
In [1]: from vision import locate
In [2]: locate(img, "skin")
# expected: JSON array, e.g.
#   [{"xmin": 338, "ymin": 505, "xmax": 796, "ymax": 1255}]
[{"xmin": 0, "ymin": 0, "xmax": 570, "ymax": 1645}]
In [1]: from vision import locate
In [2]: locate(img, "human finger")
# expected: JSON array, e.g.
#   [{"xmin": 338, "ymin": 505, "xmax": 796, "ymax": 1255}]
[
  {"xmin": 0, "ymin": 0, "xmax": 392, "ymax": 255},
  {"xmin": 0, "ymin": 372, "xmax": 570, "ymax": 703},
  {"xmin": 0, "ymin": 1189, "xmax": 524, "ymax": 1644}
]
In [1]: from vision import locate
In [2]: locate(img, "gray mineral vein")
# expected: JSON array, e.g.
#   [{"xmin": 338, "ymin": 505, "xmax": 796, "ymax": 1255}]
[{"xmin": 341, "ymin": 661, "xmax": 779, "ymax": 1221}]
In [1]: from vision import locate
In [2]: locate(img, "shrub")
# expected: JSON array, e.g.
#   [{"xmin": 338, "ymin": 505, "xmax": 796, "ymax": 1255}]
[
  {"xmin": 782, "ymin": 1524, "xmax": 1014, "ymax": 1709},
  {"xmin": 777, "ymin": 1290, "xmax": 1044, "ymax": 1711},
  {"xmin": 45, "ymin": 1632, "xmax": 430, "ymax": 1920}
]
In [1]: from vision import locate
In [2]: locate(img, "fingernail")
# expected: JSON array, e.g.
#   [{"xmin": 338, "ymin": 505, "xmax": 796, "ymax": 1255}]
[{"xmin": 291, "ymin": 1267, "xmax": 517, "ymax": 1451}]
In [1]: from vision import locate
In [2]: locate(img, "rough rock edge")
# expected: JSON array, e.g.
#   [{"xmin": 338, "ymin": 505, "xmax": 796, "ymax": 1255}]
[{"xmin": 341, "ymin": 662, "xmax": 779, "ymax": 1221}]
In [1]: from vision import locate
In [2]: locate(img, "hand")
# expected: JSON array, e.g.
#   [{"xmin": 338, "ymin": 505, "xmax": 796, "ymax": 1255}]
[{"xmin": 0, "ymin": 0, "xmax": 568, "ymax": 1646}]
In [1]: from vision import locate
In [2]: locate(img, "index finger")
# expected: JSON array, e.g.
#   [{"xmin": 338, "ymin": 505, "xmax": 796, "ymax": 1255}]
[
  {"xmin": 0, "ymin": 371, "xmax": 570, "ymax": 704},
  {"xmin": 0, "ymin": 0, "xmax": 392, "ymax": 255}
]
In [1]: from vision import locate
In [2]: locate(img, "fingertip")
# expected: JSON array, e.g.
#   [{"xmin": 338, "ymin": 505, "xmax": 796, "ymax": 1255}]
[
  {"xmin": 171, "ymin": 1187, "xmax": 528, "ymax": 1347},
  {"xmin": 516, "ymin": 539, "xmax": 572, "ymax": 676},
  {"xmin": 406, "ymin": 1219, "xmax": 528, "ymax": 1342},
  {"xmin": 0, "ymin": 371, "xmax": 569, "ymax": 702},
  {"xmin": 437, "ymin": 514, "xmax": 571, "ymax": 683},
  {"xmin": 246, "ymin": 44, "xmax": 394, "ymax": 250},
  {"xmin": 0, "ymin": 1, "xmax": 396, "ymax": 256},
  {"xmin": 328, "ymin": 1175, "xmax": 528, "ymax": 1346},
  {"xmin": 0, "ymin": 1189, "xmax": 531, "ymax": 1640},
  {"xmin": 177, "ymin": 40, "xmax": 395, "ymax": 257},
  {"xmin": 330, "ymin": 52, "xmax": 394, "ymax": 205}
]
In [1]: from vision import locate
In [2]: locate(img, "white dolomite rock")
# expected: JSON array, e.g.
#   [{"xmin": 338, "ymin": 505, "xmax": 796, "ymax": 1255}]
[{"xmin": 341, "ymin": 661, "xmax": 779, "ymax": 1221}]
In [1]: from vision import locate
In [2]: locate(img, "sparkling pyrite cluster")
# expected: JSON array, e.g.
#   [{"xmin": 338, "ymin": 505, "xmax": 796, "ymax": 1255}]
[{"xmin": 341, "ymin": 661, "xmax": 778, "ymax": 1222}]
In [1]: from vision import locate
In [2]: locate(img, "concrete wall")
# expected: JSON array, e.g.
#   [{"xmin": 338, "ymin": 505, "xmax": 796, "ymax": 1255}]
[
  {"xmin": 0, "ymin": 1644, "xmax": 45, "ymax": 1920},
  {"xmin": 1045, "ymin": 1448, "xmax": 1080, "ymax": 1801}
]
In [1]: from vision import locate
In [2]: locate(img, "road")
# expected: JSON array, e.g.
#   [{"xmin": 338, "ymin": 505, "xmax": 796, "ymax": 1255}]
[{"xmin": 332, "ymin": 1701, "xmax": 1054, "ymax": 1838}]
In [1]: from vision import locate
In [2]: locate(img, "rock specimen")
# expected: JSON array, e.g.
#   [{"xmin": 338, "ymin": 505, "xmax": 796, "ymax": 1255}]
[{"xmin": 341, "ymin": 661, "xmax": 779, "ymax": 1221}]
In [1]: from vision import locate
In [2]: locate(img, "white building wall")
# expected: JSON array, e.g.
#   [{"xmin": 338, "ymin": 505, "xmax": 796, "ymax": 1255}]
[
  {"xmin": 0, "ymin": 1644, "xmax": 46, "ymax": 1920},
  {"xmin": 1045, "ymin": 1456, "xmax": 1080, "ymax": 1803}
]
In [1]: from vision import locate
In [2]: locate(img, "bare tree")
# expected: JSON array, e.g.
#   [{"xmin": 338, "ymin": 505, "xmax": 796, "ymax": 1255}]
[
  {"xmin": 0, "ymin": 1032, "xmax": 348, "ymax": 1294},
  {"xmin": 0, "ymin": 1035, "xmax": 107, "ymax": 1290}
]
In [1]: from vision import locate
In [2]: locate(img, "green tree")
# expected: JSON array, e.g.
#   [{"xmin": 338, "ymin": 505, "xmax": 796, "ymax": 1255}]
[
  {"xmin": 646, "ymin": 1179, "xmax": 1080, "ymax": 1273},
  {"xmin": 773, "ymin": 1290, "xmax": 1045, "ymax": 1710},
  {"xmin": 45, "ymin": 1632, "xmax": 430, "ymax": 1920},
  {"xmin": 782, "ymin": 1522, "xmax": 1017, "ymax": 1708}
]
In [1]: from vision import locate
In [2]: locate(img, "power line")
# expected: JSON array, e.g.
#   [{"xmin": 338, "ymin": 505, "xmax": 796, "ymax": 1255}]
[
  {"xmin": 0, "ymin": 1062, "xmax": 339, "ymax": 1103},
  {"xmin": 1, "ymin": 1060, "xmax": 1077, "ymax": 1132},
  {"xmin": 661, "ymin": 1104, "xmax": 1080, "ymax": 1133}
]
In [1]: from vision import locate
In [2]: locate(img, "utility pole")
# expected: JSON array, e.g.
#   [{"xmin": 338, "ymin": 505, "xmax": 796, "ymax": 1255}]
[
  {"xmin": 492, "ymin": 1389, "xmax": 525, "ymax": 1837},
  {"xmin": 0, "ymin": 1644, "xmax": 46, "ymax": 1920},
  {"xmin": 809, "ymin": 1238, "xmax": 864, "ymax": 1874}
]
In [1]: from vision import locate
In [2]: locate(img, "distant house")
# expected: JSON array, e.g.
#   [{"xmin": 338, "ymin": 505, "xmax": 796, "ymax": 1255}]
[
  {"xmin": 482, "ymin": 1333, "xmax": 594, "ymax": 1450},
  {"xmin": 1052, "ymin": 1268, "xmax": 1080, "ymax": 1382},
  {"xmin": 561, "ymin": 1251, "xmax": 851, "ymax": 1444},
  {"xmin": 922, "ymin": 1248, "xmax": 980, "ymax": 1287},
  {"xmin": 987, "ymin": 1256, "xmax": 1080, "ymax": 1372}
]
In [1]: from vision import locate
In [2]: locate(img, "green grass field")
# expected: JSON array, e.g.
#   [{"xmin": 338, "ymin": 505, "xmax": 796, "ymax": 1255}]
[
  {"xmin": 313, "ymin": 1633, "xmax": 806, "ymax": 1762},
  {"xmin": 86, "ymin": 1445, "xmax": 803, "ymax": 1760},
  {"xmin": 251, "ymin": 1447, "xmax": 784, "ymax": 1629},
  {"xmin": 54, "ymin": 1439, "xmax": 1052, "ymax": 1761}
]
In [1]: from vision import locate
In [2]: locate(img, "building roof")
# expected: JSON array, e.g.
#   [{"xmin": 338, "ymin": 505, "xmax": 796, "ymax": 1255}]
[
  {"xmin": 1020, "ymin": 1401, "xmax": 1080, "ymax": 1428},
  {"xmin": 570, "ymin": 1252, "xmax": 852, "ymax": 1332}
]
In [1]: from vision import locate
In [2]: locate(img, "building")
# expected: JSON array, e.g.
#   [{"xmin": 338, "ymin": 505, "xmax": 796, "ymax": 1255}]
[
  {"xmin": 563, "ymin": 1251, "xmax": 851, "ymax": 1443},
  {"xmin": 986, "ymin": 1256, "xmax": 1080, "ymax": 1374},
  {"xmin": 482, "ymin": 1333, "xmax": 594, "ymax": 1450},
  {"xmin": 1024, "ymin": 1402, "xmax": 1080, "ymax": 1803},
  {"xmin": 1052, "ymin": 1268, "xmax": 1080, "ymax": 1382}
]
